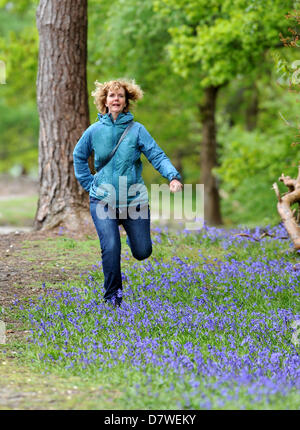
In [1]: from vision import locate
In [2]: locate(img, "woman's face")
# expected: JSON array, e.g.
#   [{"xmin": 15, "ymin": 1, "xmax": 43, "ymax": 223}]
[{"xmin": 106, "ymin": 86, "xmax": 127, "ymax": 117}]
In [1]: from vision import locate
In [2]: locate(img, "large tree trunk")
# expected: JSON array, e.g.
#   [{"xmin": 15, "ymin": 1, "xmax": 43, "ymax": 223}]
[
  {"xmin": 199, "ymin": 85, "xmax": 223, "ymax": 225},
  {"xmin": 34, "ymin": 0, "xmax": 92, "ymax": 231}
]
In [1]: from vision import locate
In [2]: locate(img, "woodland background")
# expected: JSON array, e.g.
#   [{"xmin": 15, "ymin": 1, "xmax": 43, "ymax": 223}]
[
  {"xmin": 0, "ymin": 1, "xmax": 300, "ymax": 411},
  {"xmin": 0, "ymin": 0, "xmax": 299, "ymax": 227}
]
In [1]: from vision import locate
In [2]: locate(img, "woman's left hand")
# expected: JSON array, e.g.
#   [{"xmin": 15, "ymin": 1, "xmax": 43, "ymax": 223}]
[{"xmin": 169, "ymin": 179, "xmax": 183, "ymax": 193}]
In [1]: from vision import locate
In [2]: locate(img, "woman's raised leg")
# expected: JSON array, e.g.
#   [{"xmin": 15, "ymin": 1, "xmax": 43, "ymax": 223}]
[
  {"xmin": 122, "ymin": 205, "xmax": 152, "ymax": 261},
  {"xmin": 90, "ymin": 198, "xmax": 122, "ymax": 305}
]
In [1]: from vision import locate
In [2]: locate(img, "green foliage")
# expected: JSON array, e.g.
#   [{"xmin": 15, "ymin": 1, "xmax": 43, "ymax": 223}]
[
  {"xmin": 0, "ymin": 1, "xmax": 39, "ymax": 174},
  {"xmin": 0, "ymin": 27, "xmax": 38, "ymax": 102},
  {"xmin": 0, "ymin": 194, "xmax": 37, "ymax": 226},
  {"xmin": 213, "ymin": 8, "xmax": 300, "ymax": 225},
  {"xmin": 216, "ymin": 83, "xmax": 300, "ymax": 225},
  {"xmin": 0, "ymin": 97, "xmax": 39, "ymax": 174},
  {"xmin": 0, "ymin": 0, "xmax": 38, "ymax": 12},
  {"xmin": 154, "ymin": 0, "xmax": 294, "ymax": 82},
  {"xmin": 0, "ymin": 0, "xmax": 299, "ymax": 226},
  {"xmin": 87, "ymin": 0, "xmax": 201, "ymax": 183},
  {"xmin": 216, "ymin": 124, "xmax": 298, "ymax": 191},
  {"xmin": 89, "ymin": 0, "xmax": 170, "ymax": 86},
  {"xmin": 270, "ymin": 8, "xmax": 300, "ymax": 147}
]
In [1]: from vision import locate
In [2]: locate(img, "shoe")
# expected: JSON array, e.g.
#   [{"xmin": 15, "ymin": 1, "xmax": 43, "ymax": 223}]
[{"xmin": 105, "ymin": 297, "xmax": 121, "ymax": 308}]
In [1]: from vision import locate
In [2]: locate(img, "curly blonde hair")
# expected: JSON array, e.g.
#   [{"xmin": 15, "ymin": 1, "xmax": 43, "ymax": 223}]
[{"xmin": 91, "ymin": 78, "xmax": 144, "ymax": 114}]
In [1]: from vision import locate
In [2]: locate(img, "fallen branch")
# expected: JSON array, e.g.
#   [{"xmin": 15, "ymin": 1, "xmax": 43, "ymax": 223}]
[
  {"xmin": 272, "ymin": 183, "xmax": 281, "ymax": 202},
  {"xmin": 259, "ymin": 232, "xmax": 274, "ymax": 239},
  {"xmin": 273, "ymin": 165, "xmax": 300, "ymax": 250},
  {"xmin": 233, "ymin": 233, "xmax": 260, "ymax": 241},
  {"xmin": 233, "ymin": 232, "xmax": 288, "ymax": 241}
]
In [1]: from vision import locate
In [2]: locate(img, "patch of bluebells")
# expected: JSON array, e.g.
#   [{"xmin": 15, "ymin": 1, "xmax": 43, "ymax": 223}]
[{"xmin": 17, "ymin": 223, "xmax": 300, "ymax": 408}]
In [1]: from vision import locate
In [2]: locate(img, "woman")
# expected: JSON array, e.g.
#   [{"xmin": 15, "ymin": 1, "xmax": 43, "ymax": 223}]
[{"xmin": 73, "ymin": 79, "xmax": 183, "ymax": 307}]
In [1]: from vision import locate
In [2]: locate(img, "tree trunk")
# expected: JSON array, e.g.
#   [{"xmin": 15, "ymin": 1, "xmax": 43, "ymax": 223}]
[
  {"xmin": 199, "ymin": 85, "xmax": 223, "ymax": 225},
  {"xmin": 34, "ymin": 0, "xmax": 92, "ymax": 231}
]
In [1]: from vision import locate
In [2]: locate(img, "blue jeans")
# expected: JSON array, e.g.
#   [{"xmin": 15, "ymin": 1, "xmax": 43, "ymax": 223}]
[{"xmin": 89, "ymin": 196, "xmax": 152, "ymax": 306}]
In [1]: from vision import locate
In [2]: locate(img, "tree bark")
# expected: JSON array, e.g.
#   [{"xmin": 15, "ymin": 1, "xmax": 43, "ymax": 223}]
[
  {"xmin": 34, "ymin": 0, "xmax": 92, "ymax": 231},
  {"xmin": 199, "ymin": 85, "xmax": 223, "ymax": 225}
]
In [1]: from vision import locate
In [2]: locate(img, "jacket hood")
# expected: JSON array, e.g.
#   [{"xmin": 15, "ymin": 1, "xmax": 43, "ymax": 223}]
[{"xmin": 97, "ymin": 111, "xmax": 134, "ymax": 126}]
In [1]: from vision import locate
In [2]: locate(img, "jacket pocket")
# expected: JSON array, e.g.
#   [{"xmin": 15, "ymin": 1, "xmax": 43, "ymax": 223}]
[{"xmin": 95, "ymin": 169, "xmax": 105, "ymax": 187}]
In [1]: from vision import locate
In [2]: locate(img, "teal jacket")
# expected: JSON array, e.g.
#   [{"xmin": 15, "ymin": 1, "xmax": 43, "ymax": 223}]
[{"xmin": 73, "ymin": 111, "xmax": 181, "ymax": 208}]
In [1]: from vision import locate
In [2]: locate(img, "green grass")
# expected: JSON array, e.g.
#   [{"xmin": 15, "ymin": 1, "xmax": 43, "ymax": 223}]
[
  {"xmin": 0, "ymin": 194, "xmax": 38, "ymax": 226},
  {"xmin": 2, "ymin": 226, "xmax": 299, "ymax": 410}
]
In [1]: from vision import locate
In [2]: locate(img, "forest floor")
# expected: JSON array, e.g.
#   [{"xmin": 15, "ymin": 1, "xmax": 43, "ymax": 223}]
[
  {"xmin": 1, "ymin": 175, "xmax": 298, "ymax": 410},
  {"xmin": 0, "ymin": 222, "xmax": 199, "ymax": 410},
  {"xmin": 0, "ymin": 226, "xmax": 123, "ymax": 409},
  {"xmin": 0, "ymin": 174, "xmax": 178, "ymax": 409},
  {"xmin": 0, "ymin": 174, "xmax": 125, "ymax": 408}
]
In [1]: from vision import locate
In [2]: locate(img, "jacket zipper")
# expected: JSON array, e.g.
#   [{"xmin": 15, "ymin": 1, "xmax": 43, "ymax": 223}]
[{"xmin": 112, "ymin": 121, "xmax": 116, "ymax": 209}]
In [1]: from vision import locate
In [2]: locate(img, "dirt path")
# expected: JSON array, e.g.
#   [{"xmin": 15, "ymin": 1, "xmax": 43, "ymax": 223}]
[
  {"xmin": 0, "ymin": 174, "xmax": 173, "ymax": 408},
  {"xmin": 0, "ymin": 352, "xmax": 121, "ymax": 410},
  {"xmin": 0, "ymin": 174, "xmax": 38, "ymax": 198},
  {"xmin": 0, "ymin": 225, "xmax": 119, "ymax": 409},
  {"xmin": 0, "ymin": 228, "xmax": 91, "ymax": 308}
]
